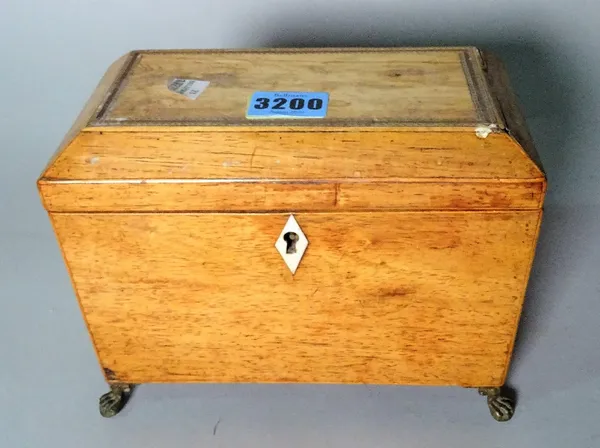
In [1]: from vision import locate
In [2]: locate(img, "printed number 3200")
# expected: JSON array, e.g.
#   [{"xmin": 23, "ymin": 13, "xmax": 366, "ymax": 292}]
[{"xmin": 253, "ymin": 97, "xmax": 324, "ymax": 110}]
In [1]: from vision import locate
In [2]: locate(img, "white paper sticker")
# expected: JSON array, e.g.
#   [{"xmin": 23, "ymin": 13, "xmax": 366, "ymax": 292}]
[{"xmin": 167, "ymin": 78, "xmax": 210, "ymax": 100}]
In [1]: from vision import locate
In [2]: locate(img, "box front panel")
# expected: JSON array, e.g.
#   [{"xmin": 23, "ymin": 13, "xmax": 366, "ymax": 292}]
[{"xmin": 52, "ymin": 211, "xmax": 540, "ymax": 386}]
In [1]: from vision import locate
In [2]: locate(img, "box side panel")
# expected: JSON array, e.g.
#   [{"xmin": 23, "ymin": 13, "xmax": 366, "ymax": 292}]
[
  {"xmin": 45, "ymin": 213, "xmax": 110, "ymax": 381},
  {"xmin": 500, "ymin": 208, "xmax": 543, "ymax": 381},
  {"xmin": 38, "ymin": 52, "xmax": 137, "ymax": 181},
  {"xmin": 480, "ymin": 51, "xmax": 545, "ymax": 176},
  {"xmin": 52, "ymin": 211, "xmax": 540, "ymax": 387}
]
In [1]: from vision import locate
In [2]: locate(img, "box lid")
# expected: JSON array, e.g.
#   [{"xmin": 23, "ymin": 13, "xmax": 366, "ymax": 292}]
[
  {"xmin": 92, "ymin": 47, "xmax": 500, "ymax": 127},
  {"xmin": 38, "ymin": 48, "xmax": 545, "ymax": 213}
]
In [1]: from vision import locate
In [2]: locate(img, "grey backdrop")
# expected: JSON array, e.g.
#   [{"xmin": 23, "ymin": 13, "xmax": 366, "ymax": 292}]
[{"xmin": 1, "ymin": 1, "xmax": 599, "ymax": 447}]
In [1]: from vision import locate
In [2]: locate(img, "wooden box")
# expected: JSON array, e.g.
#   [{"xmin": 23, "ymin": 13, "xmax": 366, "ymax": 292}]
[{"xmin": 38, "ymin": 48, "xmax": 545, "ymax": 421}]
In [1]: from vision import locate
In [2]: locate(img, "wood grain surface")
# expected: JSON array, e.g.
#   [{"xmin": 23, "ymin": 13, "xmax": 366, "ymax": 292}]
[
  {"xmin": 39, "ymin": 129, "xmax": 545, "ymax": 212},
  {"xmin": 42, "ymin": 130, "xmax": 543, "ymax": 181},
  {"xmin": 40, "ymin": 48, "xmax": 546, "ymax": 390},
  {"xmin": 39, "ymin": 179, "xmax": 544, "ymax": 213},
  {"xmin": 52, "ymin": 211, "xmax": 542, "ymax": 386},
  {"xmin": 94, "ymin": 48, "xmax": 488, "ymax": 126}
]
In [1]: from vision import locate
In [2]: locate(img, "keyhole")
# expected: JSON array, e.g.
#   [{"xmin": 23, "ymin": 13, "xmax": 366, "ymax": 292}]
[{"xmin": 283, "ymin": 232, "xmax": 299, "ymax": 254}]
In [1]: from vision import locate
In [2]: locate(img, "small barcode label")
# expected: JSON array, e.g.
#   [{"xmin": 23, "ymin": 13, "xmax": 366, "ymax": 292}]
[{"xmin": 167, "ymin": 78, "xmax": 210, "ymax": 100}]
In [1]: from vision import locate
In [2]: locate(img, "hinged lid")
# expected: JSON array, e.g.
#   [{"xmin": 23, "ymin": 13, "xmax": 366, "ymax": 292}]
[{"xmin": 38, "ymin": 48, "xmax": 545, "ymax": 213}]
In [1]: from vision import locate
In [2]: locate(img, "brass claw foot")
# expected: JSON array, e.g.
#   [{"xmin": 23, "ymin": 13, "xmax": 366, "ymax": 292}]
[
  {"xmin": 478, "ymin": 387, "xmax": 515, "ymax": 422},
  {"xmin": 99, "ymin": 384, "xmax": 134, "ymax": 418}
]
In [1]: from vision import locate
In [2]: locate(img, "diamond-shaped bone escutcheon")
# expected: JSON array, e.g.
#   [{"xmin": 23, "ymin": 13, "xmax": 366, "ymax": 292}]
[{"xmin": 275, "ymin": 215, "xmax": 309, "ymax": 274}]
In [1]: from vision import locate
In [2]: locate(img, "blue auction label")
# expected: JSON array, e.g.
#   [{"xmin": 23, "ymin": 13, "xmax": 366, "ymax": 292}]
[{"xmin": 246, "ymin": 91, "xmax": 329, "ymax": 119}]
